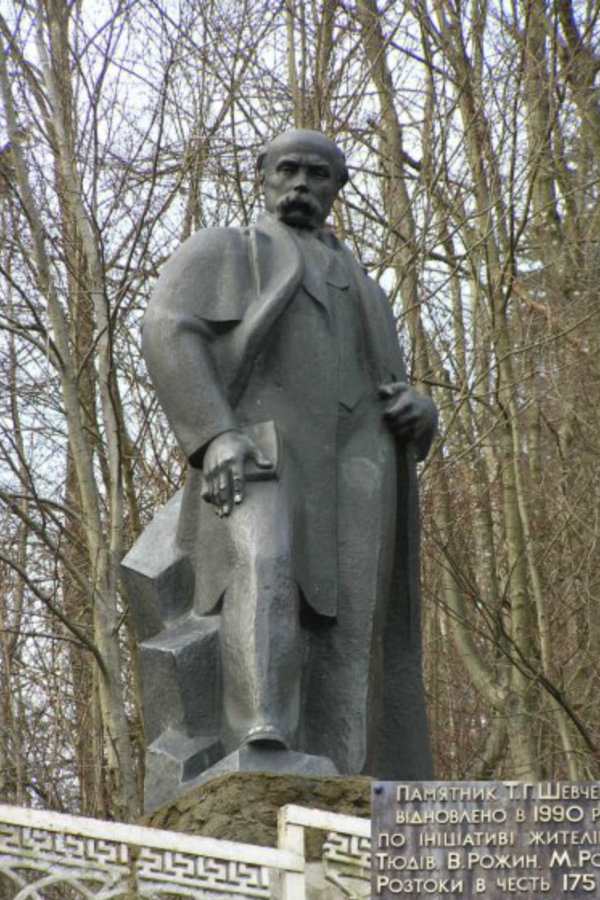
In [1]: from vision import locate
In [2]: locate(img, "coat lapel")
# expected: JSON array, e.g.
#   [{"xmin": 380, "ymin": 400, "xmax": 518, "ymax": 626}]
[
  {"xmin": 227, "ymin": 214, "xmax": 303, "ymax": 402},
  {"xmin": 227, "ymin": 215, "xmax": 405, "ymax": 403},
  {"xmin": 293, "ymin": 230, "xmax": 349, "ymax": 307},
  {"xmin": 334, "ymin": 239, "xmax": 407, "ymax": 385}
]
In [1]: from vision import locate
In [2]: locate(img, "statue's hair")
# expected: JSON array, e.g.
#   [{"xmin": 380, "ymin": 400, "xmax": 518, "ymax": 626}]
[{"xmin": 257, "ymin": 129, "xmax": 349, "ymax": 188}]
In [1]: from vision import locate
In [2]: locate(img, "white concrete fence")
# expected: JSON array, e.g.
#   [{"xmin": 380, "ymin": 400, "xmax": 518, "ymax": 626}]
[{"xmin": 0, "ymin": 802, "xmax": 370, "ymax": 899}]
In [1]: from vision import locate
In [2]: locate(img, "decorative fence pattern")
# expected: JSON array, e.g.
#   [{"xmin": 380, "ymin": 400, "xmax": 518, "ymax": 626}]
[
  {"xmin": 279, "ymin": 806, "xmax": 371, "ymax": 899},
  {"xmin": 0, "ymin": 802, "xmax": 371, "ymax": 899}
]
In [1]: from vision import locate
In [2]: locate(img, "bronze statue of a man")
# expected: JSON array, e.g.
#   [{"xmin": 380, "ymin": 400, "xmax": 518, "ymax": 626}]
[{"xmin": 142, "ymin": 129, "xmax": 436, "ymax": 779}]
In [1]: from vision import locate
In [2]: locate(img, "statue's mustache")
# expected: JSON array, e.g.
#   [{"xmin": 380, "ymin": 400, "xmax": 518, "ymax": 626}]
[{"xmin": 277, "ymin": 192, "xmax": 320, "ymax": 215}]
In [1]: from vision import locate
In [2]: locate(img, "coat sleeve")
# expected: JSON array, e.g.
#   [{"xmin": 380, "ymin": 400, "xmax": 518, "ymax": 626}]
[{"xmin": 142, "ymin": 227, "xmax": 255, "ymax": 464}]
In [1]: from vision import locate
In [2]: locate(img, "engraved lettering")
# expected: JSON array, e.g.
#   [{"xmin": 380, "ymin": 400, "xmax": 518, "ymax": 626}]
[
  {"xmin": 465, "ymin": 852, "xmax": 539, "ymax": 870},
  {"xmin": 538, "ymin": 783, "xmax": 560, "ymax": 800},
  {"xmin": 534, "ymin": 803, "xmax": 584, "ymax": 823},
  {"xmin": 375, "ymin": 853, "xmax": 436, "ymax": 871}
]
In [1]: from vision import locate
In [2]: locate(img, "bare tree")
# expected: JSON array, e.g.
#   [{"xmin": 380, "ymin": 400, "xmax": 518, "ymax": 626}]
[{"xmin": 1, "ymin": 0, "xmax": 599, "ymax": 818}]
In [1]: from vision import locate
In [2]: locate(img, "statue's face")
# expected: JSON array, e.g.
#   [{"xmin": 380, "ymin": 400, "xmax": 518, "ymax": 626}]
[{"xmin": 261, "ymin": 149, "xmax": 340, "ymax": 229}]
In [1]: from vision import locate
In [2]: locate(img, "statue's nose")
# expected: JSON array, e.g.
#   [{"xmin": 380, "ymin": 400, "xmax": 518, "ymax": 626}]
[{"xmin": 293, "ymin": 172, "xmax": 309, "ymax": 191}]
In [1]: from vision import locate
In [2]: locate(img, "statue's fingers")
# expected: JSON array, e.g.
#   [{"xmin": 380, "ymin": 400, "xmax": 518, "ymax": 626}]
[
  {"xmin": 209, "ymin": 468, "xmax": 228, "ymax": 516},
  {"xmin": 378, "ymin": 381, "xmax": 408, "ymax": 399},
  {"xmin": 231, "ymin": 462, "xmax": 245, "ymax": 504},
  {"xmin": 209, "ymin": 473, "xmax": 223, "ymax": 515},
  {"xmin": 384, "ymin": 397, "xmax": 413, "ymax": 420},
  {"xmin": 391, "ymin": 413, "xmax": 418, "ymax": 440},
  {"xmin": 217, "ymin": 467, "xmax": 233, "ymax": 516},
  {"xmin": 401, "ymin": 413, "xmax": 418, "ymax": 430}
]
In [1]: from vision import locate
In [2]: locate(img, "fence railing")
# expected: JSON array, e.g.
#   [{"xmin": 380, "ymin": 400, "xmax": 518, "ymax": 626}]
[
  {"xmin": 0, "ymin": 801, "xmax": 371, "ymax": 899},
  {"xmin": 279, "ymin": 805, "xmax": 370, "ymax": 899}
]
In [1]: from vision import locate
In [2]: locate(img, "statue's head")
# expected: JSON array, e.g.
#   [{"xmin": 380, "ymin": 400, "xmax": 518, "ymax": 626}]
[{"xmin": 257, "ymin": 130, "xmax": 348, "ymax": 229}]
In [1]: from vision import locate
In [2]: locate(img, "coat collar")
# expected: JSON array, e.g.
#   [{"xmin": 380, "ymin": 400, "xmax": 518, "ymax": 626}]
[
  {"xmin": 256, "ymin": 213, "xmax": 349, "ymax": 306},
  {"xmin": 239, "ymin": 213, "xmax": 402, "ymax": 391}
]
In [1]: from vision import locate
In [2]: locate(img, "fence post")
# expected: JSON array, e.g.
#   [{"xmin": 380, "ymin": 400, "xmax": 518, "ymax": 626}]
[{"xmin": 278, "ymin": 806, "xmax": 306, "ymax": 900}]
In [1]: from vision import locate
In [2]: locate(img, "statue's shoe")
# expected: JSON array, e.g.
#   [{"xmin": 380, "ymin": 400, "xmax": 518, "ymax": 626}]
[{"xmin": 243, "ymin": 724, "xmax": 289, "ymax": 749}]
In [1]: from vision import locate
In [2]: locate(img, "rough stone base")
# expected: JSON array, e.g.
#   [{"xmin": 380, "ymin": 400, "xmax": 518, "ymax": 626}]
[{"xmin": 141, "ymin": 771, "xmax": 371, "ymax": 855}]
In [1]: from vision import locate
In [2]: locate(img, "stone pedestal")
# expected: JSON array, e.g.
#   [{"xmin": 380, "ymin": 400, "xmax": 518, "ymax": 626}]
[{"xmin": 142, "ymin": 771, "xmax": 370, "ymax": 848}]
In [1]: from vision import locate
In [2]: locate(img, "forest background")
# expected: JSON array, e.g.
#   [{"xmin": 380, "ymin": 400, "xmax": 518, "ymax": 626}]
[{"xmin": 0, "ymin": 0, "xmax": 599, "ymax": 822}]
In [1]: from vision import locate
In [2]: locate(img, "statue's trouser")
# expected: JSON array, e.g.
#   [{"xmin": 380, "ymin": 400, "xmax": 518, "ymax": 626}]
[
  {"xmin": 219, "ymin": 473, "xmax": 301, "ymax": 752},
  {"xmin": 298, "ymin": 403, "xmax": 398, "ymax": 773}
]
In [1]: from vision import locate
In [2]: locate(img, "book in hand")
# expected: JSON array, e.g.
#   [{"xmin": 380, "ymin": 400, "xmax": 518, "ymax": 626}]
[{"xmin": 240, "ymin": 420, "xmax": 280, "ymax": 481}]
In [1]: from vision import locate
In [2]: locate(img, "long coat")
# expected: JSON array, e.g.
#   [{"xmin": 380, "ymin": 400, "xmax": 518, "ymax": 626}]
[{"xmin": 143, "ymin": 213, "xmax": 433, "ymax": 778}]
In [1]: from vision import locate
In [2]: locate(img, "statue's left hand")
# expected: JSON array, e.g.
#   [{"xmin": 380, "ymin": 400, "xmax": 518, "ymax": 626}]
[{"xmin": 379, "ymin": 382, "xmax": 438, "ymax": 461}]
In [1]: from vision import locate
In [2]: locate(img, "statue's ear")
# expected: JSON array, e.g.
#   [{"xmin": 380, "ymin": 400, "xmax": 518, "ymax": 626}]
[{"xmin": 256, "ymin": 148, "xmax": 267, "ymax": 183}]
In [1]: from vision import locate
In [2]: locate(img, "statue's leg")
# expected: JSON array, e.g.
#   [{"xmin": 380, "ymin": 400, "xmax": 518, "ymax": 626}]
[
  {"xmin": 300, "ymin": 402, "xmax": 397, "ymax": 772},
  {"xmin": 218, "ymin": 473, "xmax": 301, "ymax": 753}
]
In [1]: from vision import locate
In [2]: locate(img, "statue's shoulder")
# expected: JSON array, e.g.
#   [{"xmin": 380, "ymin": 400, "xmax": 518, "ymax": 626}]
[
  {"xmin": 154, "ymin": 225, "xmax": 254, "ymax": 290},
  {"xmin": 335, "ymin": 239, "xmax": 402, "ymax": 350},
  {"xmin": 362, "ymin": 267, "xmax": 387, "ymax": 296},
  {"xmin": 162, "ymin": 225, "xmax": 251, "ymax": 272},
  {"xmin": 149, "ymin": 226, "xmax": 255, "ymax": 322},
  {"xmin": 334, "ymin": 238, "xmax": 387, "ymax": 298}
]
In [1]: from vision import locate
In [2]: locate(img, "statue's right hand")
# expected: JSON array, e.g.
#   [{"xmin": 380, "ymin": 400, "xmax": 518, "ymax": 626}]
[{"xmin": 201, "ymin": 430, "xmax": 273, "ymax": 516}]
